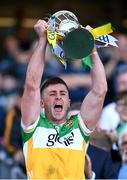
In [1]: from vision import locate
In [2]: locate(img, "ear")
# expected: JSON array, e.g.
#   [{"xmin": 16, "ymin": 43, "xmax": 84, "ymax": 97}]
[
  {"xmin": 68, "ymin": 98, "xmax": 71, "ymax": 108},
  {"xmin": 40, "ymin": 99, "xmax": 44, "ymax": 108}
]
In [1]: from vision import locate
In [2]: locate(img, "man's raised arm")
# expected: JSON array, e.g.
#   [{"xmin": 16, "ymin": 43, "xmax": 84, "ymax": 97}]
[
  {"xmin": 21, "ymin": 20, "xmax": 48, "ymax": 127},
  {"xmin": 80, "ymin": 49, "xmax": 108, "ymax": 131}
]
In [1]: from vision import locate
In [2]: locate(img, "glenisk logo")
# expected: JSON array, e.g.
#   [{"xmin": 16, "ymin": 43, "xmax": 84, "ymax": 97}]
[{"xmin": 46, "ymin": 132, "xmax": 74, "ymax": 147}]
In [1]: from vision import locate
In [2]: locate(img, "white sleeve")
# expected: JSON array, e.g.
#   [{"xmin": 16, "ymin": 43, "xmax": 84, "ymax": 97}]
[
  {"xmin": 21, "ymin": 116, "xmax": 40, "ymax": 133},
  {"xmin": 78, "ymin": 113, "xmax": 93, "ymax": 135}
]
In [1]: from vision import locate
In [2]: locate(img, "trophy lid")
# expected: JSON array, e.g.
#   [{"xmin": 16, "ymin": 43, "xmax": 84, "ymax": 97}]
[{"xmin": 52, "ymin": 10, "xmax": 79, "ymax": 32}]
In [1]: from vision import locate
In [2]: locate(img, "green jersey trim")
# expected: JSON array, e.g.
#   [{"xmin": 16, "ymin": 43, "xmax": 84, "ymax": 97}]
[
  {"xmin": 22, "ymin": 114, "xmax": 90, "ymax": 144},
  {"xmin": 77, "ymin": 113, "xmax": 93, "ymax": 134}
]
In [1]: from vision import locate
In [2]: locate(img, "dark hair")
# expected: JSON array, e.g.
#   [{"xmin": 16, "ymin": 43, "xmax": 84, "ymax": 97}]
[
  {"xmin": 115, "ymin": 91, "xmax": 127, "ymax": 103},
  {"xmin": 40, "ymin": 77, "xmax": 69, "ymax": 95}
]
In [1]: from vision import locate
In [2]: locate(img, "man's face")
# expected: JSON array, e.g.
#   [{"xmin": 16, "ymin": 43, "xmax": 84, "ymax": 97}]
[
  {"xmin": 120, "ymin": 133, "xmax": 127, "ymax": 163},
  {"xmin": 117, "ymin": 72, "xmax": 127, "ymax": 92},
  {"xmin": 41, "ymin": 84, "xmax": 70, "ymax": 124}
]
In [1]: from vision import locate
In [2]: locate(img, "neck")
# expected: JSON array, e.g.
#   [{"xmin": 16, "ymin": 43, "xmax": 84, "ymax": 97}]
[
  {"xmin": 45, "ymin": 115, "xmax": 67, "ymax": 125},
  {"xmin": 48, "ymin": 118, "xmax": 66, "ymax": 125}
]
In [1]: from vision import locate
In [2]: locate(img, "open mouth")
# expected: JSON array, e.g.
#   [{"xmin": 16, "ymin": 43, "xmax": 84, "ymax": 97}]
[{"xmin": 54, "ymin": 104, "xmax": 63, "ymax": 112}]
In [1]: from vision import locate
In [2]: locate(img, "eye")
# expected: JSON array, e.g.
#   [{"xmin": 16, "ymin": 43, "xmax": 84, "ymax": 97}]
[
  {"xmin": 49, "ymin": 93, "xmax": 55, "ymax": 96},
  {"xmin": 61, "ymin": 92, "xmax": 66, "ymax": 96}
]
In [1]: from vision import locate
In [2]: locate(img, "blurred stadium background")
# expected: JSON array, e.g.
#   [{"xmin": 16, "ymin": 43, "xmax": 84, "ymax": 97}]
[
  {"xmin": 0, "ymin": 0, "xmax": 126, "ymax": 31},
  {"xmin": 0, "ymin": 0, "xmax": 127, "ymax": 179}
]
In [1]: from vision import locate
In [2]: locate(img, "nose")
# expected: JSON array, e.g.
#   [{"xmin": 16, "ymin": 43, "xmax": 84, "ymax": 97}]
[{"xmin": 55, "ymin": 93, "xmax": 61, "ymax": 99}]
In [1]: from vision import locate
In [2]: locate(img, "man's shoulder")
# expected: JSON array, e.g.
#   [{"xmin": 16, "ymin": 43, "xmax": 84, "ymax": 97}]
[
  {"xmin": 88, "ymin": 144, "xmax": 109, "ymax": 154},
  {"xmin": 88, "ymin": 144, "xmax": 112, "ymax": 163}
]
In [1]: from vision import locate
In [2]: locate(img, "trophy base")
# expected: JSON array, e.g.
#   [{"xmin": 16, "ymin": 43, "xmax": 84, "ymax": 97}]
[{"xmin": 63, "ymin": 28, "xmax": 94, "ymax": 59}]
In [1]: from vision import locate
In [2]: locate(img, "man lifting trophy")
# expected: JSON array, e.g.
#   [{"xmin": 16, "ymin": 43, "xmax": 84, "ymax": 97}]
[{"xmin": 21, "ymin": 10, "xmax": 117, "ymax": 179}]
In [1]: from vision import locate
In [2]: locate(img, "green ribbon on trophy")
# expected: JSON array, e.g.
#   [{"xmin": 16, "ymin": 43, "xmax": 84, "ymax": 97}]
[{"xmin": 47, "ymin": 10, "xmax": 118, "ymax": 68}]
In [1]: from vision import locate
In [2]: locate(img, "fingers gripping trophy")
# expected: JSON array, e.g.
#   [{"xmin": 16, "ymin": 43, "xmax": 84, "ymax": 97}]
[{"xmin": 47, "ymin": 10, "xmax": 118, "ymax": 67}]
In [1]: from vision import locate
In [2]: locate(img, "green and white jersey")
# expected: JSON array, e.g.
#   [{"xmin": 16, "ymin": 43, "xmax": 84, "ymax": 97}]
[{"xmin": 21, "ymin": 113, "xmax": 92, "ymax": 179}]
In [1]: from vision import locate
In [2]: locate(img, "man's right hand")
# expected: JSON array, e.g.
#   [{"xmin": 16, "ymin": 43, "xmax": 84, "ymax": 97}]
[{"xmin": 34, "ymin": 20, "xmax": 48, "ymax": 39}]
